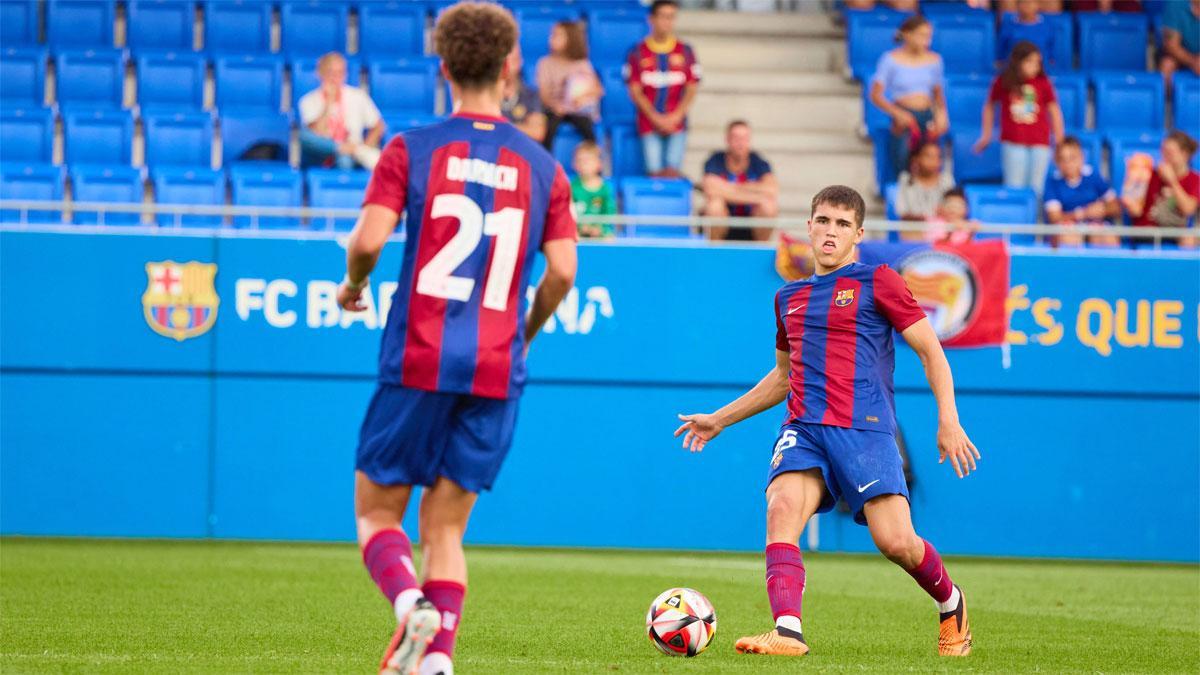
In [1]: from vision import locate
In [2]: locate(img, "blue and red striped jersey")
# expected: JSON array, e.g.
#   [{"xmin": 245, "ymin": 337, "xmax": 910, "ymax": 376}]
[
  {"xmin": 363, "ymin": 112, "xmax": 577, "ymax": 400},
  {"xmin": 623, "ymin": 37, "xmax": 701, "ymax": 135},
  {"xmin": 774, "ymin": 262, "xmax": 926, "ymax": 434}
]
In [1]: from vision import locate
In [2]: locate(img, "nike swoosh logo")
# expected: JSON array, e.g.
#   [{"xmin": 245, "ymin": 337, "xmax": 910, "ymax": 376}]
[
  {"xmin": 856, "ymin": 480, "xmax": 880, "ymax": 493},
  {"xmin": 787, "ymin": 304, "xmax": 806, "ymax": 315}
]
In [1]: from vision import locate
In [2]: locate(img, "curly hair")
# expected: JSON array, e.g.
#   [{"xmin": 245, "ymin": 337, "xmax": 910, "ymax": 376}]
[
  {"xmin": 433, "ymin": 2, "xmax": 517, "ymax": 89},
  {"xmin": 811, "ymin": 185, "xmax": 866, "ymax": 228}
]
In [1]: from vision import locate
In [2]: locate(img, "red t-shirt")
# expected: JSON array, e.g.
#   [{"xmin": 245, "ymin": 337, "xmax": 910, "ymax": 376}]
[
  {"xmin": 988, "ymin": 74, "xmax": 1057, "ymax": 146},
  {"xmin": 1135, "ymin": 169, "xmax": 1200, "ymax": 227}
]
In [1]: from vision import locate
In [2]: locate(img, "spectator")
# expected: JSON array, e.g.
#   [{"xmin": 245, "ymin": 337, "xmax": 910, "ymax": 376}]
[
  {"xmin": 895, "ymin": 141, "xmax": 955, "ymax": 235},
  {"xmin": 1123, "ymin": 130, "xmax": 1199, "ymax": 248},
  {"xmin": 842, "ymin": 0, "xmax": 919, "ymax": 9},
  {"xmin": 1160, "ymin": 0, "xmax": 1200, "ymax": 89},
  {"xmin": 537, "ymin": 21, "xmax": 603, "ymax": 151},
  {"xmin": 701, "ymin": 120, "xmax": 777, "ymax": 242},
  {"xmin": 624, "ymin": 0, "xmax": 700, "ymax": 177},
  {"xmin": 996, "ymin": 1, "xmax": 1063, "ymax": 11},
  {"xmin": 1067, "ymin": 0, "xmax": 1141, "ymax": 12},
  {"xmin": 1043, "ymin": 136, "xmax": 1121, "ymax": 247},
  {"xmin": 298, "ymin": 52, "xmax": 384, "ymax": 170},
  {"xmin": 869, "ymin": 15, "xmax": 949, "ymax": 185},
  {"xmin": 571, "ymin": 141, "xmax": 618, "ymax": 239},
  {"xmin": 925, "ymin": 188, "xmax": 979, "ymax": 245},
  {"xmin": 974, "ymin": 41, "xmax": 1064, "ymax": 200},
  {"xmin": 501, "ymin": 45, "xmax": 547, "ymax": 144},
  {"xmin": 998, "ymin": 0, "xmax": 1056, "ymax": 67}
]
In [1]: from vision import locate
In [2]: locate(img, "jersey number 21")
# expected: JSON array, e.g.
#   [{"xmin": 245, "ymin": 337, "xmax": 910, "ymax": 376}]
[{"xmin": 416, "ymin": 193, "xmax": 525, "ymax": 312}]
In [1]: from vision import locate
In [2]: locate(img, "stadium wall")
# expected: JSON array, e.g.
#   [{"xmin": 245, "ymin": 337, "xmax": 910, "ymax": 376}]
[{"xmin": 2, "ymin": 230, "xmax": 1197, "ymax": 562}]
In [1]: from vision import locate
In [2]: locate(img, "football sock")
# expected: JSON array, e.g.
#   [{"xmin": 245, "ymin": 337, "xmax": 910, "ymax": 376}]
[
  {"xmin": 775, "ymin": 614, "xmax": 803, "ymax": 635},
  {"xmin": 423, "ymin": 579, "xmax": 466, "ymax": 659},
  {"xmin": 765, "ymin": 542, "xmax": 805, "ymax": 626},
  {"xmin": 362, "ymin": 529, "xmax": 420, "ymax": 609},
  {"xmin": 905, "ymin": 539, "xmax": 955, "ymax": 607}
]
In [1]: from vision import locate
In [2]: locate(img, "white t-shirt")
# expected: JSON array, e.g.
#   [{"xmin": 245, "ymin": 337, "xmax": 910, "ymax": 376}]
[{"xmin": 298, "ymin": 85, "xmax": 382, "ymax": 143}]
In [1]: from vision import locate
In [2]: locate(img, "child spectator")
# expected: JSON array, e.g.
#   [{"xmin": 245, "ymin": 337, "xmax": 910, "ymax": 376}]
[
  {"xmin": 1123, "ymin": 130, "xmax": 1199, "ymax": 248},
  {"xmin": 925, "ymin": 188, "xmax": 979, "ymax": 245},
  {"xmin": 895, "ymin": 141, "xmax": 955, "ymax": 231},
  {"xmin": 1043, "ymin": 136, "xmax": 1121, "ymax": 247},
  {"xmin": 974, "ymin": 41, "xmax": 1064, "ymax": 200},
  {"xmin": 998, "ymin": 0, "xmax": 1057, "ymax": 67},
  {"xmin": 1160, "ymin": 0, "xmax": 1200, "ymax": 89},
  {"xmin": 571, "ymin": 141, "xmax": 618, "ymax": 239},
  {"xmin": 536, "ymin": 21, "xmax": 603, "ymax": 151}
]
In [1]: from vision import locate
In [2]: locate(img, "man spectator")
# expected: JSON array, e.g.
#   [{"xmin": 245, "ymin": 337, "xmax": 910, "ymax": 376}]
[
  {"xmin": 299, "ymin": 52, "xmax": 384, "ymax": 170},
  {"xmin": 701, "ymin": 120, "xmax": 777, "ymax": 241},
  {"xmin": 624, "ymin": 0, "xmax": 700, "ymax": 177},
  {"xmin": 501, "ymin": 44, "xmax": 547, "ymax": 144},
  {"xmin": 1161, "ymin": 0, "xmax": 1200, "ymax": 88}
]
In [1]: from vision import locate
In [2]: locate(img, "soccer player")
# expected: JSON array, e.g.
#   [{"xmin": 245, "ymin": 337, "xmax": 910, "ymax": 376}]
[
  {"xmin": 674, "ymin": 185, "xmax": 980, "ymax": 657},
  {"xmin": 336, "ymin": 4, "xmax": 578, "ymax": 674}
]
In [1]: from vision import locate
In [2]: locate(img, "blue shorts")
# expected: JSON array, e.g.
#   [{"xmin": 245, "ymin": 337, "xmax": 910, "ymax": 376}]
[
  {"xmin": 356, "ymin": 384, "xmax": 519, "ymax": 494},
  {"xmin": 767, "ymin": 421, "xmax": 909, "ymax": 526}
]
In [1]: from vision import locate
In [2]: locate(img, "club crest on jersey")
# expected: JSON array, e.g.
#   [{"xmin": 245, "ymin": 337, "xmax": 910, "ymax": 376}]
[
  {"xmin": 142, "ymin": 261, "xmax": 219, "ymax": 341},
  {"xmin": 834, "ymin": 289, "xmax": 856, "ymax": 307}
]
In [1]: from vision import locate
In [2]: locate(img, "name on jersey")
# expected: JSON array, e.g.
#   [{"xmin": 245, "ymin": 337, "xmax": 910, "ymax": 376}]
[
  {"xmin": 639, "ymin": 70, "xmax": 687, "ymax": 88},
  {"xmin": 445, "ymin": 156, "xmax": 519, "ymax": 192}
]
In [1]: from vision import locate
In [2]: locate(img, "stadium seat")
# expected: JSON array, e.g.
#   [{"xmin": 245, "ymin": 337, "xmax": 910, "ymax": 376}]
[
  {"xmin": 884, "ymin": 181, "xmax": 899, "ymax": 220},
  {"xmin": 127, "ymin": 0, "xmax": 195, "ymax": 52},
  {"xmin": 55, "ymin": 49, "xmax": 126, "ymax": 110},
  {"xmin": 0, "ymin": 48, "xmax": 47, "ymax": 107},
  {"xmin": 551, "ymin": 125, "xmax": 592, "ymax": 176},
  {"xmin": 229, "ymin": 165, "xmax": 303, "ymax": 229},
  {"xmin": 63, "ymin": 109, "xmax": 134, "ymax": 165},
  {"xmin": 930, "ymin": 13, "xmax": 994, "ymax": 74},
  {"xmin": 514, "ymin": 7, "xmax": 581, "ymax": 72},
  {"xmin": 203, "ymin": 0, "xmax": 272, "ymax": 55},
  {"xmin": 143, "ymin": 110, "xmax": 214, "ymax": 167},
  {"xmin": 46, "ymin": 0, "xmax": 115, "ymax": 49},
  {"xmin": 0, "ymin": 163, "xmax": 64, "ymax": 223},
  {"xmin": 358, "ymin": 2, "xmax": 426, "ymax": 60},
  {"xmin": 220, "ymin": 111, "xmax": 292, "ymax": 167},
  {"xmin": 1050, "ymin": 73, "xmax": 1088, "ymax": 132},
  {"xmin": 1077, "ymin": 13, "xmax": 1149, "ymax": 72},
  {"xmin": 965, "ymin": 184, "xmax": 1037, "ymax": 227},
  {"xmin": 1108, "ymin": 132, "xmax": 1162, "ymax": 192},
  {"xmin": 280, "ymin": 1, "xmax": 348, "ymax": 58},
  {"xmin": 868, "ymin": 125, "xmax": 894, "ymax": 192},
  {"xmin": 609, "ymin": 125, "xmax": 644, "ymax": 181},
  {"xmin": 151, "ymin": 166, "xmax": 224, "ymax": 226},
  {"xmin": 918, "ymin": 0, "xmax": 987, "ymax": 14},
  {"xmin": 998, "ymin": 12, "xmax": 1074, "ymax": 69},
  {"xmin": 951, "ymin": 129, "xmax": 1002, "ymax": 184},
  {"xmin": 588, "ymin": 9, "xmax": 646, "ymax": 69},
  {"xmin": 368, "ymin": 58, "xmax": 438, "ymax": 116},
  {"xmin": 137, "ymin": 51, "xmax": 207, "ymax": 111},
  {"xmin": 69, "ymin": 164, "xmax": 144, "ymax": 225},
  {"xmin": 0, "ymin": 0, "xmax": 39, "ymax": 46},
  {"xmin": 215, "ymin": 55, "xmax": 285, "ymax": 114},
  {"xmin": 0, "ymin": 108, "xmax": 54, "ymax": 163},
  {"xmin": 1174, "ymin": 73, "xmax": 1200, "ymax": 136},
  {"xmin": 845, "ymin": 9, "xmax": 909, "ymax": 81},
  {"xmin": 382, "ymin": 114, "xmax": 443, "ymax": 140},
  {"xmin": 944, "ymin": 73, "xmax": 993, "ymax": 131},
  {"xmin": 1093, "ymin": 72, "xmax": 1164, "ymax": 133},
  {"xmin": 619, "ymin": 177, "xmax": 694, "ymax": 238},
  {"xmin": 290, "ymin": 56, "xmax": 362, "ymax": 111},
  {"xmin": 306, "ymin": 168, "xmax": 370, "ymax": 231},
  {"xmin": 600, "ymin": 66, "xmax": 635, "ymax": 127}
]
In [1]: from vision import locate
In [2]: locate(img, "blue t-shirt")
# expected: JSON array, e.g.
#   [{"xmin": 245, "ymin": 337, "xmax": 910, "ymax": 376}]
[
  {"xmin": 1164, "ymin": 1, "xmax": 1200, "ymax": 54},
  {"xmin": 998, "ymin": 17, "xmax": 1056, "ymax": 65},
  {"xmin": 704, "ymin": 151, "xmax": 772, "ymax": 216},
  {"xmin": 1043, "ymin": 164, "xmax": 1114, "ymax": 216},
  {"xmin": 870, "ymin": 51, "xmax": 945, "ymax": 101}
]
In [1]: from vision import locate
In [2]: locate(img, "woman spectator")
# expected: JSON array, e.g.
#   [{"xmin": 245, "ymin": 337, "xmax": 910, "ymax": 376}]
[
  {"xmin": 869, "ymin": 16, "xmax": 949, "ymax": 185},
  {"xmin": 1123, "ymin": 131, "xmax": 1199, "ymax": 248},
  {"xmin": 973, "ymin": 41, "xmax": 1064, "ymax": 200},
  {"xmin": 536, "ymin": 21, "xmax": 603, "ymax": 151},
  {"xmin": 895, "ymin": 141, "xmax": 955, "ymax": 237}
]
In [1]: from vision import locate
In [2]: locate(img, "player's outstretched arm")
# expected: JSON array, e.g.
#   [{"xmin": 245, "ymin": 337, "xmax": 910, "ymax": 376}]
[
  {"xmin": 337, "ymin": 204, "xmax": 400, "ymax": 311},
  {"xmin": 900, "ymin": 318, "xmax": 981, "ymax": 478},
  {"xmin": 525, "ymin": 238, "xmax": 577, "ymax": 347},
  {"xmin": 674, "ymin": 350, "xmax": 790, "ymax": 453}
]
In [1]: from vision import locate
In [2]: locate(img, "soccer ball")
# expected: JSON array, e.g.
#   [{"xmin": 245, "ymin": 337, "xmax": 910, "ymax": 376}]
[{"xmin": 645, "ymin": 587, "xmax": 717, "ymax": 657}]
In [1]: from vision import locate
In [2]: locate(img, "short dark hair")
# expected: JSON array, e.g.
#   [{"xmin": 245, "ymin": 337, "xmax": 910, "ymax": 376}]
[
  {"xmin": 942, "ymin": 187, "xmax": 967, "ymax": 202},
  {"xmin": 1056, "ymin": 135, "xmax": 1082, "ymax": 157},
  {"xmin": 811, "ymin": 185, "xmax": 866, "ymax": 228},
  {"xmin": 726, "ymin": 119, "xmax": 749, "ymax": 133},
  {"xmin": 650, "ymin": 0, "xmax": 679, "ymax": 16},
  {"xmin": 434, "ymin": 2, "xmax": 517, "ymax": 89},
  {"xmin": 1167, "ymin": 130, "xmax": 1199, "ymax": 158},
  {"xmin": 894, "ymin": 15, "xmax": 930, "ymax": 43}
]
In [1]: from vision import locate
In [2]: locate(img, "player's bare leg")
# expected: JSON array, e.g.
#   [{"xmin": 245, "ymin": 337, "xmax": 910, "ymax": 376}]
[
  {"xmin": 864, "ymin": 495, "xmax": 971, "ymax": 656},
  {"xmin": 413, "ymin": 477, "xmax": 478, "ymax": 675},
  {"xmin": 735, "ymin": 469, "xmax": 825, "ymax": 657}
]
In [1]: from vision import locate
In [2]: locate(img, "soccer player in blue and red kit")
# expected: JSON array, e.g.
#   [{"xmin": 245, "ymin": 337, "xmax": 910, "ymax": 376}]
[
  {"xmin": 675, "ymin": 185, "xmax": 980, "ymax": 658},
  {"xmin": 335, "ymin": 4, "xmax": 577, "ymax": 674}
]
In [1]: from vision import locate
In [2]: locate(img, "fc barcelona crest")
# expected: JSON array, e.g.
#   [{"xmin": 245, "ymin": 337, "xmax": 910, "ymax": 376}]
[
  {"xmin": 834, "ymin": 289, "xmax": 856, "ymax": 307},
  {"xmin": 142, "ymin": 261, "xmax": 219, "ymax": 341}
]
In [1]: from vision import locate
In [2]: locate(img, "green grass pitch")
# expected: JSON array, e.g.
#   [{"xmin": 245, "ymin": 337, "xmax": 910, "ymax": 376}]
[{"xmin": 2, "ymin": 538, "xmax": 1197, "ymax": 673}]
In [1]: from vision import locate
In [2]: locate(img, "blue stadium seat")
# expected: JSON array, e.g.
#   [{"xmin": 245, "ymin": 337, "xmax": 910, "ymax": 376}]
[
  {"xmin": 862, "ymin": 85, "xmax": 890, "ymax": 135},
  {"xmin": 600, "ymin": 66, "xmax": 635, "ymax": 127},
  {"xmin": 998, "ymin": 12, "xmax": 1074, "ymax": 69},
  {"xmin": 951, "ymin": 130, "xmax": 1002, "ymax": 184},
  {"xmin": 47, "ymin": 0, "xmax": 115, "ymax": 49},
  {"xmin": 609, "ymin": 125, "xmax": 643, "ymax": 181},
  {"xmin": 55, "ymin": 49, "xmax": 126, "ymax": 109},
  {"xmin": 359, "ymin": 2, "xmax": 426, "ymax": 60},
  {"xmin": 965, "ymin": 185, "xmax": 1037, "ymax": 225},
  {"xmin": 368, "ymin": 58, "xmax": 438, "ymax": 115},
  {"xmin": 1077, "ymin": 13, "xmax": 1149, "ymax": 72},
  {"xmin": 619, "ymin": 177, "xmax": 694, "ymax": 238},
  {"xmin": 0, "ymin": 108, "xmax": 55, "ymax": 163},
  {"xmin": 551, "ymin": 124, "xmax": 592, "ymax": 176},
  {"xmin": 1, "ymin": 0, "xmax": 40, "ymax": 46},
  {"xmin": 1174, "ymin": 72, "xmax": 1200, "ymax": 136},
  {"xmin": 515, "ymin": 7, "xmax": 581, "ymax": 72},
  {"xmin": 1051, "ymin": 73, "xmax": 1088, "ymax": 132},
  {"xmin": 63, "ymin": 109, "xmax": 134, "ymax": 165},
  {"xmin": 229, "ymin": 165, "xmax": 303, "ymax": 229},
  {"xmin": 884, "ymin": 181, "xmax": 899, "ymax": 220},
  {"xmin": 0, "ymin": 163, "xmax": 64, "ymax": 223},
  {"xmin": 588, "ymin": 9, "xmax": 646, "ymax": 69},
  {"xmin": 1093, "ymin": 72, "xmax": 1164, "ymax": 133},
  {"xmin": 868, "ymin": 125, "xmax": 894, "ymax": 192},
  {"xmin": 69, "ymin": 164, "xmax": 144, "ymax": 225},
  {"xmin": 944, "ymin": 73, "xmax": 993, "ymax": 131},
  {"xmin": 204, "ymin": 0, "xmax": 272, "ymax": 55},
  {"xmin": 918, "ymin": 0, "xmax": 987, "ymax": 14},
  {"xmin": 845, "ymin": 9, "xmax": 909, "ymax": 81},
  {"xmin": 220, "ymin": 111, "xmax": 292, "ymax": 166},
  {"xmin": 280, "ymin": 1, "xmax": 348, "ymax": 57},
  {"xmin": 930, "ymin": 13, "xmax": 995, "ymax": 74},
  {"xmin": 1108, "ymin": 132, "xmax": 1162, "ymax": 192},
  {"xmin": 382, "ymin": 114, "xmax": 443, "ymax": 140},
  {"xmin": 0, "ymin": 48, "xmax": 47, "ymax": 107},
  {"xmin": 306, "ymin": 168, "xmax": 370, "ymax": 231},
  {"xmin": 137, "ymin": 51, "xmax": 206, "ymax": 111},
  {"xmin": 290, "ymin": 56, "xmax": 362, "ymax": 111},
  {"xmin": 215, "ymin": 55, "xmax": 285, "ymax": 114},
  {"xmin": 143, "ymin": 110, "xmax": 214, "ymax": 167},
  {"xmin": 151, "ymin": 166, "xmax": 224, "ymax": 226},
  {"xmin": 127, "ymin": 0, "xmax": 195, "ymax": 52}
]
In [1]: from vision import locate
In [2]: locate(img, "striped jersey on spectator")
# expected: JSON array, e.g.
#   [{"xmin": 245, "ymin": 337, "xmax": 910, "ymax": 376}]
[{"xmin": 623, "ymin": 37, "xmax": 701, "ymax": 135}]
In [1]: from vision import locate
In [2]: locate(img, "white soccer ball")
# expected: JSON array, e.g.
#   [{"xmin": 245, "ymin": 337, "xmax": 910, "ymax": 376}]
[{"xmin": 645, "ymin": 587, "xmax": 717, "ymax": 657}]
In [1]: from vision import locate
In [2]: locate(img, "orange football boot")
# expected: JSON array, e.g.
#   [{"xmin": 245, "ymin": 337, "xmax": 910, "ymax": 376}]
[
  {"xmin": 938, "ymin": 585, "xmax": 972, "ymax": 656},
  {"xmin": 734, "ymin": 626, "xmax": 810, "ymax": 656},
  {"xmin": 379, "ymin": 598, "xmax": 441, "ymax": 675}
]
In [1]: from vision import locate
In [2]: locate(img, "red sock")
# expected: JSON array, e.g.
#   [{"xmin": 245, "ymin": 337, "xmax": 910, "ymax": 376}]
[
  {"xmin": 765, "ymin": 542, "xmax": 805, "ymax": 621},
  {"xmin": 906, "ymin": 539, "xmax": 953, "ymax": 604},
  {"xmin": 423, "ymin": 580, "xmax": 466, "ymax": 658},
  {"xmin": 361, "ymin": 529, "xmax": 419, "ymax": 604}
]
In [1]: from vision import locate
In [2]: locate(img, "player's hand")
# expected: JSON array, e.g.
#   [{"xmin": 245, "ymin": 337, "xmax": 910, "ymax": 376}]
[
  {"xmin": 674, "ymin": 413, "xmax": 724, "ymax": 453},
  {"xmin": 337, "ymin": 279, "xmax": 367, "ymax": 312},
  {"xmin": 937, "ymin": 421, "xmax": 980, "ymax": 478}
]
